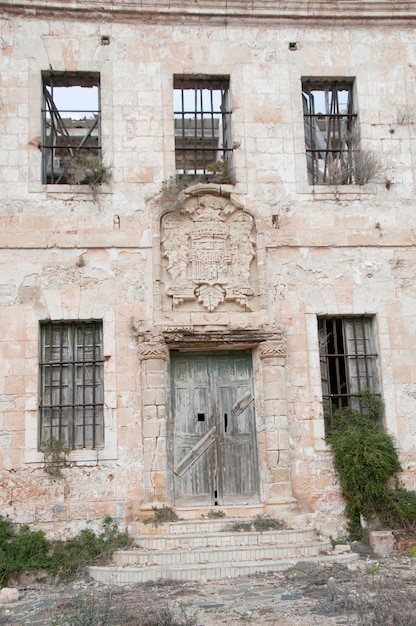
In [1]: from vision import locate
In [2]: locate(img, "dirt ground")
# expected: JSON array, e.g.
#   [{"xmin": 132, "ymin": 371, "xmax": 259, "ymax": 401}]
[{"xmin": 1, "ymin": 548, "xmax": 416, "ymax": 625}]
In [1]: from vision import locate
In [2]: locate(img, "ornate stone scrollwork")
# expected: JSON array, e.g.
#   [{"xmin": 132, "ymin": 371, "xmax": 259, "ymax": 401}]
[
  {"xmin": 161, "ymin": 190, "xmax": 257, "ymax": 312},
  {"xmin": 137, "ymin": 339, "xmax": 169, "ymax": 361},
  {"xmin": 258, "ymin": 333, "xmax": 287, "ymax": 359}
]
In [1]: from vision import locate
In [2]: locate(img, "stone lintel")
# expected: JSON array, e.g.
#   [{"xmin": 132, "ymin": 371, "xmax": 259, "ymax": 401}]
[{"xmin": 163, "ymin": 328, "xmax": 284, "ymax": 350}]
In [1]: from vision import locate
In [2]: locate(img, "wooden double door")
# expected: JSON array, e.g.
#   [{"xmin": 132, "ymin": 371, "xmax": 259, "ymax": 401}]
[{"xmin": 171, "ymin": 352, "xmax": 259, "ymax": 506}]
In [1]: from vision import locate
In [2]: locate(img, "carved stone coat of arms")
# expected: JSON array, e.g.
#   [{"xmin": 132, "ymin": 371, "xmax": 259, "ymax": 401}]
[{"xmin": 161, "ymin": 191, "xmax": 257, "ymax": 311}]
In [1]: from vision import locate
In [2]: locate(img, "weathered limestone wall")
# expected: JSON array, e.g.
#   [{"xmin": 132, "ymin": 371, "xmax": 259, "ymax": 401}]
[{"xmin": 0, "ymin": 3, "xmax": 415, "ymax": 536}]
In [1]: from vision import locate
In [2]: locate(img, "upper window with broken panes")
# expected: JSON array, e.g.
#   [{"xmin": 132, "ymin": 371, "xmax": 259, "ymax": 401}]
[
  {"xmin": 318, "ymin": 316, "xmax": 380, "ymax": 432},
  {"xmin": 42, "ymin": 72, "xmax": 101, "ymax": 184},
  {"xmin": 302, "ymin": 80, "xmax": 357, "ymax": 185},
  {"xmin": 174, "ymin": 76, "xmax": 233, "ymax": 182}
]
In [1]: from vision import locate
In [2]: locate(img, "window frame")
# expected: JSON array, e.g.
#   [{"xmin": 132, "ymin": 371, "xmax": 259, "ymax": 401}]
[
  {"xmin": 173, "ymin": 74, "xmax": 233, "ymax": 179},
  {"xmin": 318, "ymin": 316, "xmax": 380, "ymax": 430},
  {"xmin": 39, "ymin": 320, "xmax": 105, "ymax": 450},
  {"xmin": 302, "ymin": 79, "xmax": 357, "ymax": 185},
  {"xmin": 41, "ymin": 71, "xmax": 101, "ymax": 185}
]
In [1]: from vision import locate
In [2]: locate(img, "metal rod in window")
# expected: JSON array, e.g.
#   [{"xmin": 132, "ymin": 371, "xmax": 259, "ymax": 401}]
[
  {"xmin": 47, "ymin": 324, "xmax": 53, "ymax": 443},
  {"xmin": 332, "ymin": 319, "xmax": 344, "ymax": 413},
  {"xmin": 180, "ymin": 82, "xmax": 186, "ymax": 174},
  {"xmin": 92, "ymin": 322, "xmax": 97, "ymax": 449}
]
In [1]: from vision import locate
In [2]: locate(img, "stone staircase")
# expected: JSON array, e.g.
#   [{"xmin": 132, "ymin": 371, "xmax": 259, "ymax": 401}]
[{"xmin": 88, "ymin": 518, "xmax": 349, "ymax": 585}]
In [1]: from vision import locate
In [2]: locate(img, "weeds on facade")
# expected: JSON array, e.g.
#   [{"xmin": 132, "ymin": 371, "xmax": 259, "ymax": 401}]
[
  {"xmin": 327, "ymin": 125, "xmax": 383, "ymax": 185},
  {"xmin": 227, "ymin": 515, "xmax": 286, "ymax": 533},
  {"xmin": 206, "ymin": 509, "xmax": 225, "ymax": 519},
  {"xmin": 252, "ymin": 515, "xmax": 286, "ymax": 532},
  {"xmin": 228, "ymin": 521, "xmax": 253, "ymax": 532},
  {"xmin": 0, "ymin": 516, "xmax": 50, "ymax": 587},
  {"xmin": 148, "ymin": 161, "xmax": 234, "ymax": 207},
  {"xmin": 71, "ymin": 154, "xmax": 111, "ymax": 190},
  {"xmin": 41, "ymin": 438, "xmax": 70, "ymax": 478},
  {"xmin": 326, "ymin": 391, "xmax": 416, "ymax": 539},
  {"xmin": 206, "ymin": 158, "xmax": 234, "ymax": 184},
  {"xmin": 143, "ymin": 506, "xmax": 179, "ymax": 527},
  {"xmin": 146, "ymin": 174, "xmax": 194, "ymax": 207},
  {"xmin": 50, "ymin": 516, "xmax": 131, "ymax": 582},
  {"xmin": 0, "ymin": 516, "xmax": 130, "ymax": 587},
  {"xmin": 396, "ymin": 105, "xmax": 416, "ymax": 125}
]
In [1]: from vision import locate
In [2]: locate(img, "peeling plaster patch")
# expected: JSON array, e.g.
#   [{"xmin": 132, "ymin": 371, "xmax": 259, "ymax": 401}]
[
  {"xmin": 117, "ymin": 502, "xmax": 126, "ymax": 521},
  {"xmin": 0, "ymin": 397, "xmax": 15, "ymax": 412},
  {"xmin": 0, "ymin": 433, "xmax": 13, "ymax": 448},
  {"xmin": 0, "ymin": 284, "xmax": 17, "ymax": 304}
]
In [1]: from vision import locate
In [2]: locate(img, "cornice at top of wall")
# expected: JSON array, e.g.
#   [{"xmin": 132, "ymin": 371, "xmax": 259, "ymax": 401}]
[{"xmin": 1, "ymin": 0, "xmax": 415, "ymax": 22}]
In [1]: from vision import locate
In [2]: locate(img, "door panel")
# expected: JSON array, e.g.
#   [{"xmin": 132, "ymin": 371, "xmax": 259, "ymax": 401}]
[{"xmin": 171, "ymin": 352, "xmax": 259, "ymax": 505}]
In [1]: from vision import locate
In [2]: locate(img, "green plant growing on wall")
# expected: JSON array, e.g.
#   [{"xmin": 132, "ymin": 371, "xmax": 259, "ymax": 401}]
[
  {"xmin": 252, "ymin": 515, "xmax": 286, "ymax": 532},
  {"xmin": 0, "ymin": 517, "xmax": 50, "ymax": 587},
  {"xmin": 49, "ymin": 516, "xmax": 131, "ymax": 582},
  {"xmin": 145, "ymin": 174, "xmax": 193, "ymax": 206},
  {"xmin": 143, "ymin": 506, "xmax": 179, "ymax": 527},
  {"xmin": 207, "ymin": 509, "xmax": 225, "ymax": 519},
  {"xmin": 71, "ymin": 154, "xmax": 111, "ymax": 191},
  {"xmin": 42, "ymin": 439, "xmax": 70, "ymax": 478},
  {"xmin": 326, "ymin": 392, "xmax": 416, "ymax": 539},
  {"xmin": 206, "ymin": 158, "xmax": 234, "ymax": 184},
  {"xmin": 0, "ymin": 516, "xmax": 131, "ymax": 587}
]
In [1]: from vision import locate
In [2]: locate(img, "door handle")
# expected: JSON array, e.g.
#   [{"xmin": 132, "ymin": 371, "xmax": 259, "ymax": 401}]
[{"xmin": 224, "ymin": 413, "xmax": 228, "ymax": 433}]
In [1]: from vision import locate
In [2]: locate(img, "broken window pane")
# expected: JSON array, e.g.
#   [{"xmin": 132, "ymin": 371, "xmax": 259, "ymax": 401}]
[
  {"xmin": 318, "ymin": 316, "xmax": 380, "ymax": 431},
  {"xmin": 42, "ymin": 72, "xmax": 101, "ymax": 184},
  {"xmin": 174, "ymin": 75, "xmax": 232, "ymax": 180},
  {"xmin": 302, "ymin": 80, "xmax": 356, "ymax": 185},
  {"xmin": 39, "ymin": 321, "xmax": 104, "ymax": 449}
]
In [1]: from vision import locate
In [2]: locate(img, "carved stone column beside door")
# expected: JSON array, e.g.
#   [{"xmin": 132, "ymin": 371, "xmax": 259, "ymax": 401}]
[
  {"xmin": 258, "ymin": 335, "xmax": 297, "ymax": 514},
  {"xmin": 137, "ymin": 338, "xmax": 170, "ymax": 511}
]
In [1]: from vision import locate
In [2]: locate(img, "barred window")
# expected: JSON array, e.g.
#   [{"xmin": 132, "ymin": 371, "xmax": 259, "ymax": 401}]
[
  {"xmin": 318, "ymin": 316, "xmax": 380, "ymax": 430},
  {"xmin": 174, "ymin": 75, "xmax": 232, "ymax": 178},
  {"xmin": 39, "ymin": 321, "xmax": 104, "ymax": 449},
  {"xmin": 42, "ymin": 72, "xmax": 101, "ymax": 184},
  {"xmin": 303, "ymin": 80, "xmax": 356, "ymax": 185}
]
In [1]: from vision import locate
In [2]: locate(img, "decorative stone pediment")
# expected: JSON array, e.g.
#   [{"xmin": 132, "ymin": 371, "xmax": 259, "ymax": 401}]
[{"xmin": 161, "ymin": 189, "xmax": 257, "ymax": 312}]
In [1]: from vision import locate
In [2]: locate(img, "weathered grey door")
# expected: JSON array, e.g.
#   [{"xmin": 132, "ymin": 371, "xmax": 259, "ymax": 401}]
[{"xmin": 171, "ymin": 352, "xmax": 259, "ymax": 506}]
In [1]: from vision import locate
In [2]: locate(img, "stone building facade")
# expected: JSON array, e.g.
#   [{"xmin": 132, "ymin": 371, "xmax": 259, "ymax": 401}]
[{"xmin": 0, "ymin": 0, "xmax": 415, "ymax": 537}]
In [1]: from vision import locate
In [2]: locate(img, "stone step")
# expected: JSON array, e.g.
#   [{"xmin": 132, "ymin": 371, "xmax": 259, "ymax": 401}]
[
  {"xmin": 130, "ymin": 518, "xmax": 250, "ymax": 536},
  {"xmin": 130, "ymin": 515, "xmax": 307, "ymax": 536},
  {"xmin": 89, "ymin": 552, "xmax": 357, "ymax": 585},
  {"xmin": 113, "ymin": 538, "xmax": 328, "ymax": 567},
  {"xmin": 89, "ymin": 558, "xmax": 305, "ymax": 584},
  {"xmin": 133, "ymin": 528, "xmax": 317, "ymax": 550}
]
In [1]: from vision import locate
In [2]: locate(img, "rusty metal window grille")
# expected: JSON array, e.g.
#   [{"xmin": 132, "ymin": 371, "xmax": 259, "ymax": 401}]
[
  {"xmin": 318, "ymin": 316, "xmax": 380, "ymax": 431},
  {"xmin": 174, "ymin": 75, "xmax": 232, "ymax": 178},
  {"xmin": 303, "ymin": 80, "xmax": 356, "ymax": 185},
  {"xmin": 39, "ymin": 321, "xmax": 104, "ymax": 449},
  {"xmin": 42, "ymin": 72, "xmax": 101, "ymax": 184}
]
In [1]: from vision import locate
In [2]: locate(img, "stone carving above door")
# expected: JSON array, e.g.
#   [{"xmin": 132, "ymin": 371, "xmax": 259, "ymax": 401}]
[{"xmin": 161, "ymin": 190, "xmax": 258, "ymax": 312}]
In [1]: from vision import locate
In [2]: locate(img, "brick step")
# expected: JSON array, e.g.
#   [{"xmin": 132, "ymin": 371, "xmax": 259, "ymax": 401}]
[
  {"xmin": 113, "ymin": 539, "xmax": 328, "ymax": 567},
  {"xmin": 89, "ymin": 552, "xmax": 357, "ymax": 585},
  {"xmin": 133, "ymin": 528, "xmax": 318, "ymax": 550}
]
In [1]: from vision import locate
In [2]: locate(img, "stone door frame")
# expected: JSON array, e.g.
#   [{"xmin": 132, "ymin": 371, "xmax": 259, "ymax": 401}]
[{"xmin": 137, "ymin": 329, "xmax": 296, "ymax": 516}]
